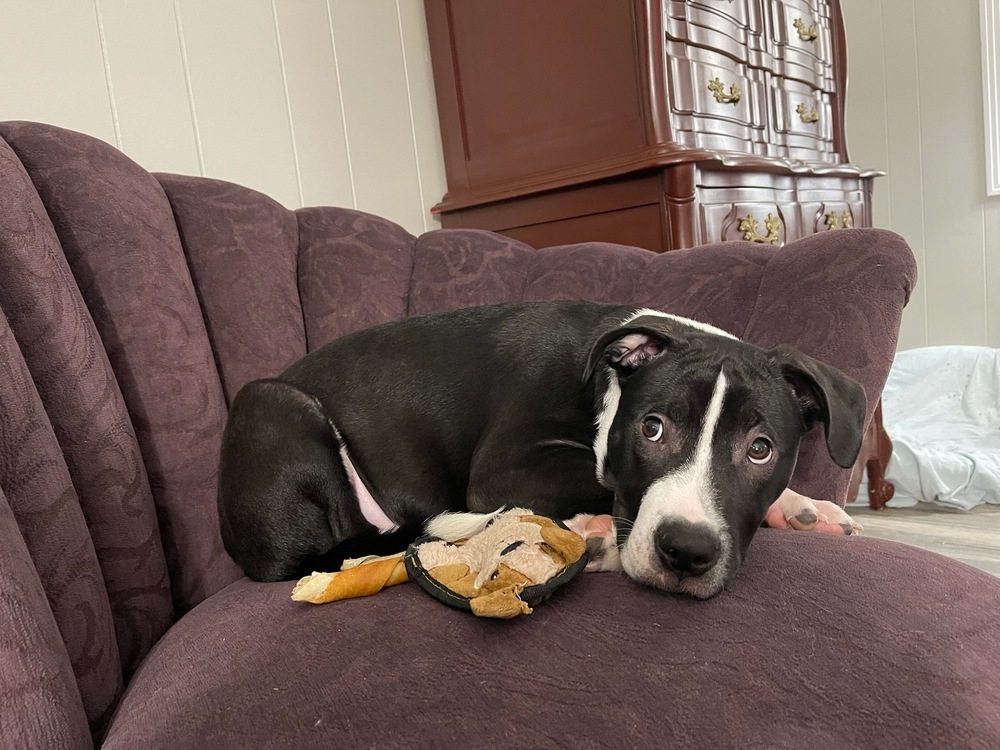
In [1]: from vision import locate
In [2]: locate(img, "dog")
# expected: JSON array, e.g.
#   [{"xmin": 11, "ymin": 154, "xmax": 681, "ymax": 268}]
[{"xmin": 217, "ymin": 300, "xmax": 867, "ymax": 599}]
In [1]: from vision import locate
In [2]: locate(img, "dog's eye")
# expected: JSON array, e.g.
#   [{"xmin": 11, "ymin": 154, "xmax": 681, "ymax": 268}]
[
  {"xmin": 747, "ymin": 438, "xmax": 773, "ymax": 465},
  {"xmin": 640, "ymin": 416, "xmax": 664, "ymax": 442}
]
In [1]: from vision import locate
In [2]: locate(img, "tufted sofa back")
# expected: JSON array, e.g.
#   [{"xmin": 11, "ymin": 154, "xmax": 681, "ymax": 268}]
[{"xmin": 0, "ymin": 122, "xmax": 915, "ymax": 745}]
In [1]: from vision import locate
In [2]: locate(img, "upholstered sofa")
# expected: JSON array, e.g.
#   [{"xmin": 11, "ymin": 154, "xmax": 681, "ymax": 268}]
[{"xmin": 1, "ymin": 121, "xmax": 998, "ymax": 749}]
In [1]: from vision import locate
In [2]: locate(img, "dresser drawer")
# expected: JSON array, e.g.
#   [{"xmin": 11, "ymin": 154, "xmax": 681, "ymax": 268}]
[
  {"xmin": 768, "ymin": 0, "xmax": 835, "ymax": 91},
  {"xmin": 796, "ymin": 175, "xmax": 869, "ymax": 233},
  {"xmin": 801, "ymin": 200, "xmax": 862, "ymax": 233},
  {"xmin": 663, "ymin": 0, "xmax": 769, "ymax": 68},
  {"xmin": 695, "ymin": 169, "xmax": 801, "ymax": 246},
  {"xmin": 767, "ymin": 76, "xmax": 836, "ymax": 162},
  {"xmin": 666, "ymin": 41, "xmax": 768, "ymax": 155}
]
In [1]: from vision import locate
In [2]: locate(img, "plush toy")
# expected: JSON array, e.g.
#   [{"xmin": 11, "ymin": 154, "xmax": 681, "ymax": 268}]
[{"xmin": 291, "ymin": 507, "xmax": 590, "ymax": 618}]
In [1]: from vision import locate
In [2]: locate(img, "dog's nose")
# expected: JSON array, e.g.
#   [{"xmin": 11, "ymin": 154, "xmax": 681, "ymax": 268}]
[{"xmin": 655, "ymin": 521, "xmax": 721, "ymax": 579}]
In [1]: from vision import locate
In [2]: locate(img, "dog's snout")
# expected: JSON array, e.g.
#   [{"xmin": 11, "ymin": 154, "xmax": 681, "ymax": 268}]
[{"xmin": 655, "ymin": 521, "xmax": 721, "ymax": 579}]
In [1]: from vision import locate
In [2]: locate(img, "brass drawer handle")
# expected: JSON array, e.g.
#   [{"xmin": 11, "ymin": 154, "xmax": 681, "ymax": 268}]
[
  {"xmin": 739, "ymin": 213, "xmax": 781, "ymax": 244},
  {"xmin": 796, "ymin": 103, "xmax": 820, "ymax": 123},
  {"xmin": 825, "ymin": 211, "xmax": 853, "ymax": 230},
  {"xmin": 708, "ymin": 77, "xmax": 742, "ymax": 105},
  {"xmin": 793, "ymin": 18, "xmax": 818, "ymax": 41}
]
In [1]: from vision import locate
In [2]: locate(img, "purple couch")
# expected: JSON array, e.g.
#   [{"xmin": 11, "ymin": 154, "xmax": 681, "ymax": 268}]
[{"xmin": 1, "ymin": 121, "xmax": 998, "ymax": 749}]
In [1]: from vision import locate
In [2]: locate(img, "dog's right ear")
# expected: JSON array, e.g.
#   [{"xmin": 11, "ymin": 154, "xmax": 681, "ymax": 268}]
[{"xmin": 583, "ymin": 317, "xmax": 687, "ymax": 382}]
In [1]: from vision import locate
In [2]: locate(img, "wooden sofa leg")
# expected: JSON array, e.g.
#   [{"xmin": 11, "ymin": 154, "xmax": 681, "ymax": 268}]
[
  {"xmin": 847, "ymin": 401, "xmax": 895, "ymax": 510},
  {"xmin": 866, "ymin": 402, "xmax": 895, "ymax": 510}
]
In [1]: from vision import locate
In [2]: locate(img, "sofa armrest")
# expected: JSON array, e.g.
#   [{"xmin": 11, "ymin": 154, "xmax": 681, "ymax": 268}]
[{"xmin": 739, "ymin": 228, "xmax": 917, "ymax": 501}]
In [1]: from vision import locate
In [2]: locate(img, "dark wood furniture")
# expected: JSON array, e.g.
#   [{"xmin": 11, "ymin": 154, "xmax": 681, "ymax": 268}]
[
  {"xmin": 424, "ymin": 0, "xmax": 891, "ymax": 505},
  {"xmin": 849, "ymin": 403, "xmax": 896, "ymax": 510}
]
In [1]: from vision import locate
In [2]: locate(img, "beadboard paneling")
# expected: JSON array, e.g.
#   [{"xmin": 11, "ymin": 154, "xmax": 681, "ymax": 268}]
[
  {"xmin": 97, "ymin": 0, "xmax": 201, "ymax": 175},
  {"xmin": 842, "ymin": 0, "xmax": 998, "ymax": 349},
  {"xmin": 326, "ymin": 0, "xmax": 425, "ymax": 233},
  {"xmin": 0, "ymin": 0, "xmax": 445, "ymax": 236},
  {"xmin": 0, "ymin": 2, "xmax": 116, "ymax": 146},
  {"xmin": 273, "ymin": 0, "xmax": 355, "ymax": 209}
]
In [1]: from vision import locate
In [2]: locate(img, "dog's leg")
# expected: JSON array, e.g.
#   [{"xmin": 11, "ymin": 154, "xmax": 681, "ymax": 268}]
[
  {"xmin": 218, "ymin": 379, "xmax": 376, "ymax": 581},
  {"xmin": 764, "ymin": 488, "xmax": 863, "ymax": 536},
  {"xmin": 564, "ymin": 514, "xmax": 622, "ymax": 572}
]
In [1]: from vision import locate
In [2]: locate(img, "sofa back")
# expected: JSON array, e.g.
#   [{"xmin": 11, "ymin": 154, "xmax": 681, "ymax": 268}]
[{"xmin": 0, "ymin": 121, "xmax": 915, "ymax": 744}]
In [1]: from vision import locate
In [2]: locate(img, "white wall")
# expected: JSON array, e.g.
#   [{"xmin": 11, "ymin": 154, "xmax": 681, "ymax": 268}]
[
  {"xmin": 842, "ymin": 0, "xmax": 1000, "ymax": 350},
  {"xmin": 0, "ymin": 0, "xmax": 447, "ymax": 236}
]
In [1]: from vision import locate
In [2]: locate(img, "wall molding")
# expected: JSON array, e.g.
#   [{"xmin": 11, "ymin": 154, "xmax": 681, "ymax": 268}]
[{"xmin": 981, "ymin": 0, "xmax": 1000, "ymax": 195}]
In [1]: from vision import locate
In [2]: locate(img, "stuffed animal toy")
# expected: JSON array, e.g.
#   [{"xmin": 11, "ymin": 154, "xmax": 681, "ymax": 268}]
[{"xmin": 291, "ymin": 507, "xmax": 590, "ymax": 618}]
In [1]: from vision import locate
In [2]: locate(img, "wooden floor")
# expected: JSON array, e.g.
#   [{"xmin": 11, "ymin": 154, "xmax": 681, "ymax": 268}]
[{"xmin": 846, "ymin": 501, "xmax": 1000, "ymax": 577}]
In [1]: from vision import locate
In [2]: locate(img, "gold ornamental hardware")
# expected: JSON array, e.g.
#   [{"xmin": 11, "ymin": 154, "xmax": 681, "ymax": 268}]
[
  {"xmin": 825, "ymin": 210, "xmax": 854, "ymax": 230},
  {"xmin": 793, "ymin": 18, "xmax": 818, "ymax": 41},
  {"xmin": 708, "ymin": 77, "xmax": 742, "ymax": 105},
  {"xmin": 738, "ymin": 213, "xmax": 781, "ymax": 244},
  {"xmin": 796, "ymin": 102, "xmax": 820, "ymax": 123}
]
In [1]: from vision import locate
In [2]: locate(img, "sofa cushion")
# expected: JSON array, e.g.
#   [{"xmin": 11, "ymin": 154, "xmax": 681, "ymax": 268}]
[
  {"xmin": 296, "ymin": 206, "xmax": 416, "ymax": 349},
  {"xmin": 103, "ymin": 532, "xmax": 1000, "ymax": 749},
  {"xmin": 0, "ymin": 121, "xmax": 242, "ymax": 616},
  {"xmin": 156, "ymin": 173, "xmax": 307, "ymax": 405}
]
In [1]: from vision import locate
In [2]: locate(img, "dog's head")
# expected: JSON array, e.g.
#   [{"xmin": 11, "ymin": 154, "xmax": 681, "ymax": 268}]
[{"xmin": 584, "ymin": 312, "xmax": 866, "ymax": 598}]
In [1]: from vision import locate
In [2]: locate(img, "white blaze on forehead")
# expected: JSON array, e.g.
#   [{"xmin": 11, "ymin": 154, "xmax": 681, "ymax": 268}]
[
  {"xmin": 620, "ymin": 369, "xmax": 730, "ymax": 585},
  {"xmin": 640, "ymin": 368, "xmax": 728, "ymax": 525},
  {"xmin": 592, "ymin": 308, "xmax": 736, "ymax": 486},
  {"xmin": 593, "ymin": 370, "xmax": 620, "ymax": 487},
  {"xmin": 624, "ymin": 308, "xmax": 737, "ymax": 340}
]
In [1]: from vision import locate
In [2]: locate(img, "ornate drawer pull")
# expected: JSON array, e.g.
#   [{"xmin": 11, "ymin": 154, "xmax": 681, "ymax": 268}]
[
  {"xmin": 793, "ymin": 18, "xmax": 818, "ymax": 41},
  {"xmin": 796, "ymin": 103, "xmax": 820, "ymax": 123},
  {"xmin": 708, "ymin": 77, "xmax": 742, "ymax": 105},
  {"xmin": 825, "ymin": 211, "xmax": 853, "ymax": 230},
  {"xmin": 739, "ymin": 213, "xmax": 781, "ymax": 244}
]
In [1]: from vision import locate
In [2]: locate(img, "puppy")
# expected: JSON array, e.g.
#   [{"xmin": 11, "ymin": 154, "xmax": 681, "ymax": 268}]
[{"xmin": 218, "ymin": 300, "xmax": 866, "ymax": 598}]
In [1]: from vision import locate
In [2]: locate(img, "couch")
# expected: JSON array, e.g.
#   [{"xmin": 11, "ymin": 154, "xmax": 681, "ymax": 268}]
[{"xmin": 1, "ymin": 121, "xmax": 998, "ymax": 749}]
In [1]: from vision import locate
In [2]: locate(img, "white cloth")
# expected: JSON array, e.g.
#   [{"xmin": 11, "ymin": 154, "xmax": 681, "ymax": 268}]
[{"xmin": 873, "ymin": 346, "xmax": 1000, "ymax": 510}]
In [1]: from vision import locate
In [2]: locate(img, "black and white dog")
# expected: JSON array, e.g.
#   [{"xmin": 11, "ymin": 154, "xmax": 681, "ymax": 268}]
[{"xmin": 218, "ymin": 300, "xmax": 866, "ymax": 599}]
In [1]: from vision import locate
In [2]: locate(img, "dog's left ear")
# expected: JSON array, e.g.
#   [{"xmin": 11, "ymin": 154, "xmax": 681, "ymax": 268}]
[
  {"xmin": 771, "ymin": 344, "xmax": 867, "ymax": 468},
  {"xmin": 583, "ymin": 317, "xmax": 687, "ymax": 382}
]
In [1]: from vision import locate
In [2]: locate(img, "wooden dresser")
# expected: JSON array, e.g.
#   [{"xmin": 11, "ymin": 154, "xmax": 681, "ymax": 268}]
[{"xmin": 423, "ymin": 0, "xmax": 882, "ymax": 252}]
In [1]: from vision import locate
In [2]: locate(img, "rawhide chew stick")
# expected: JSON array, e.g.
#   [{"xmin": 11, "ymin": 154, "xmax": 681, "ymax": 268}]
[{"xmin": 291, "ymin": 553, "xmax": 408, "ymax": 604}]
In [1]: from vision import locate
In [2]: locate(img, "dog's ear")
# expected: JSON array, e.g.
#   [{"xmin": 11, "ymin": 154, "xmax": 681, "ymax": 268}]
[
  {"xmin": 771, "ymin": 344, "xmax": 867, "ymax": 468},
  {"xmin": 583, "ymin": 317, "xmax": 687, "ymax": 382}
]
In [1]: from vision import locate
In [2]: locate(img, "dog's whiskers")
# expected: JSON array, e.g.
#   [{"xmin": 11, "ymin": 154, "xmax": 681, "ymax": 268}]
[{"xmin": 611, "ymin": 515, "xmax": 635, "ymax": 531}]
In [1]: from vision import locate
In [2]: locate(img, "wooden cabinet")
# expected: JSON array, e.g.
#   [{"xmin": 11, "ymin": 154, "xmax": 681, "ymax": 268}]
[{"xmin": 423, "ymin": 0, "xmax": 882, "ymax": 252}]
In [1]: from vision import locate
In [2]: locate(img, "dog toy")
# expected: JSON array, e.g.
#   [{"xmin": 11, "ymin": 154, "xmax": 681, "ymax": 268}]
[
  {"xmin": 291, "ymin": 507, "xmax": 590, "ymax": 618},
  {"xmin": 291, "ymin": 552, "xmax": 409, "ymax": 603}
]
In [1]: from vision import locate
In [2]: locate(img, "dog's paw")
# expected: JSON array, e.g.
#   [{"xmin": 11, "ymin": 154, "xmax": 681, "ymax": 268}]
[
  {"xmin": 564, "ymin": 513, "xmax": 622, "ymax": 572},
  {"xmin": 764, "ymin": 489, "xmax": 863, "ymax": 536}
]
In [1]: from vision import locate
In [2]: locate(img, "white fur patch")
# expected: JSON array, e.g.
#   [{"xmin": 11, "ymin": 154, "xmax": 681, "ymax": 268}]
[
  {"xmin": 620, "ymin": 369, "xmax": 730, "ymax": 589},
  {"xmin": 593, "ymin": 369, "xmax": 620, "ymax": 487},
  {"xmin": 424, "ymin": 508, "xmax": 506, "ymax": 542},
  {"xmin": 624, "ymin": 308, "xmax": 737, "ymax": 340},
  {"xmin": 592, "ymin": 309, "xmax": 736, "ymax": 486}
]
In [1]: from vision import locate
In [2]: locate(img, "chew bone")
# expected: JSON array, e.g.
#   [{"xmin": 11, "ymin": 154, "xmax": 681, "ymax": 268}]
[{"xmin": 291, "ymin": 553, "xmax": 408, "ymax": 604}]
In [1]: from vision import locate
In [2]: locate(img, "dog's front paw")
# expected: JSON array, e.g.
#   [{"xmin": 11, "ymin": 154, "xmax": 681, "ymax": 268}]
[
  {"xmin": 564, "ymin": 513, "xmax": 622, "ymax": 572},
  {"xmin": 765, "ymin": 489, "xmax": 863, "ymax": 536}
]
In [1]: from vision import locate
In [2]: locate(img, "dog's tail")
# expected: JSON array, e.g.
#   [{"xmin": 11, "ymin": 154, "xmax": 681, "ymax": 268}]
[{"xmin": 424, "ymin": 508, "xmax": 514, "ymax": 542}]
